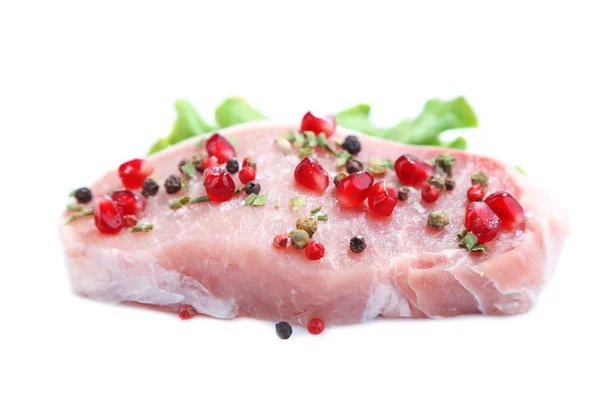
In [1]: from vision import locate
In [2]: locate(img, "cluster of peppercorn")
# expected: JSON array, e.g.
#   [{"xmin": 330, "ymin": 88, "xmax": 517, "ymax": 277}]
[{"xmin": 273, "ymin": 214, "xmax": 325, "ymax": 260}]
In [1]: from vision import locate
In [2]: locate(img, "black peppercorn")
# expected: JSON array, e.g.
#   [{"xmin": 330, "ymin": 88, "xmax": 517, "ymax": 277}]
[
  {"xmin": 141, "ymin": 178, "xmax": 159, "ymax": 197},
  {"xmin": 244, "ymin": 180, "xmax": 261, "ymax": 195},
  {"xmin": 74, "ymin": 187, "xmax": 92, "ymax": 204},
  {"xmin": 342, "ymin": 135, "xmax": 361, "ymax": 155},
  {"xmin": 345, "ymin": 159, "xmax": 363, "ymax": 174},
  {"xmin": 349, "ymin": 235, "xmax": 366, "ymax": 253},
  {"xmin": 444, "ymin": 178, "xmax": 456, "ymax": 191},
  {"xmin": 226, "ymin": 157, "xmax": 240, "ymax": 174},
  {"xmin": 275, "ymin": 321, "xmax": 293, "ymax": 340},
  {"xmin": 178, "ymin": 159, "xmax": 190, "ymax": 174},
  {"xmin": 164, "ymin": 175, "xmax": 182, "ymax": 194},
  {"xmin": 397, "ymin": 186, "xmax": 410, "ymax": 201}
]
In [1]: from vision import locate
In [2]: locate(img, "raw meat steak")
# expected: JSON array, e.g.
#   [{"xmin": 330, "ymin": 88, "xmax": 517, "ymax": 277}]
[{"xmin": 59, "ymin": 122, "xmax": 568, "ymax": 326}]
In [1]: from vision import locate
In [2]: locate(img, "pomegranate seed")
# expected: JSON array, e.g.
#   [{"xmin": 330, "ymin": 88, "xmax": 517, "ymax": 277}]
[
  {"xmin": 485, "ymin": 191, "xmax": 525, "ymax": 230},
  {"xmin": 123, "ymin": 215, "xmax": 138, "ymax": 228},
  {"xmin": 201, "ymin": 156, "xmax": 218, "ymax": 171},
  {"xmin": 467, "ymin": 184, "xmax": 485, "ymax": 202},
  {"xmin": 465, "ymin": 201, "xmax": 501, "ymax": 243},
  {"xmin": 239, "ymin": 166, "xmax": 256, "ymax": 184},
  {"xmin": 93, "ymin": 196, "xmax": 123, "ymax": 234},
  {"xmin": 307, "ymin": 318, "xmax": 325, "ymax": 335},
  {"xmin": 206, "ymin": 133, "xmax": 236, "ymax": 163},
  {"xmin": 300, "ymin": 111, "xmax": 336, "ymax": 138},
  {"xmin": 394, "ymin": 154, "xmax": 433, "ymax": 186},
  {"xmin": 242, "ymin": 157, "xmax": 257, "ymax": 170},
  {"xmin": 118, "ymin": 159, "xmax": 154, "ymax": 190},
  {"xmin": 368, "ymin": 181, "xmax": 398, "ymax": 216},
  {"xmin": 178, "ymin": 304, "xmax": 197, "ymax": 320},
  {"xmin": 204, "ymin": 167, "xmax": 235, "ymax": 202},
  {"xmin": 111, "ymin": 190, "xmax": 145, "ymax": 216},
  {"xmin": 336, "ymin": 170, "xmax": 374, "ymax": 208},
  {"xmin": 294, "ymin": 157, "xmax": 330, "ymax": 192},
  {"xmin": 305, "ymin": 240, "xmax": 325, "ymax": 260},
  {"xmin": 273, "ymin": 233, "xmax": 291, "ymax": 249},
  {"xmin": 421, "ymin": 184, "xmax": 439, "ymax": 203}
]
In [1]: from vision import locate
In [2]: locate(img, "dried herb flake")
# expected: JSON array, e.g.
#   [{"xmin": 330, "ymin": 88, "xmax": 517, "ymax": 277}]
[
  {"xmin": 131, "ymin": 223, "xmax": 153, "ymax": 233},
  {"xmin": 291, "ymin": 195, "xmax": 306, "ymax": 211},
  {"xmin": 181, "ymin": 162, "xmax": 197, "ymax": 179}
]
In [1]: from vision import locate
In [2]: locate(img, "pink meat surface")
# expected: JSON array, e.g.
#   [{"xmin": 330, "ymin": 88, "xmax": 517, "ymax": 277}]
[{"xmin": 59, "ymin": 122, "xmax": 568, "ymax": 326}]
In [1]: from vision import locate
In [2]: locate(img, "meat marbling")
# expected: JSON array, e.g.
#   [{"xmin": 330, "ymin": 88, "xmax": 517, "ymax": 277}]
[{"xmin": 59, "ymin": 122, "xmax": 568, "ymax": 325}]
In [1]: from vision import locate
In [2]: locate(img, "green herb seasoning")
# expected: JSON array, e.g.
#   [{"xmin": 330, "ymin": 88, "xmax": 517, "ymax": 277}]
[
  {"xmin": 434, "ymin": 154, "xmax": 456, "ymax": 177},
  {"xmin": 298, "ymin": 147, "xmax": 314, "ymax": 158},
  {"xmin": 291, "ymin": 195, "xmax": 306, "ymax": 211},
  {"xmin": 310, "ymin": 207, "xmax": 322, "ymax": 215},
  {"xmin": 66, "ymin": 207, "xmax": 94, "ymax": 224},
  {"xmin": 458, "ymin": 230, "xmax": 489, "ymax": 253},
  {"xmin": 317, "ymin": 214, "xmax": 329, "ymax": 221},
  {"xmin": 67, "ymin": 204, "xmax": 83, "ymax": 212},
  {"xmin": 181, "ymin": 162, "xmax": 197, "ymax": 179},
  {"xmin": 336, "ymin": 150, "xmax": 352, "ymax": 168},
  {"xmin": 131, "ymin": 224, "xmax": 154, "ymax": 233}
]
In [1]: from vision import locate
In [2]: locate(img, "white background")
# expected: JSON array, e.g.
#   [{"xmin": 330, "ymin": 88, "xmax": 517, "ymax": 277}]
[{"xmin": 1, "ymin": 1, "xmax": 598, "ymax": 399}]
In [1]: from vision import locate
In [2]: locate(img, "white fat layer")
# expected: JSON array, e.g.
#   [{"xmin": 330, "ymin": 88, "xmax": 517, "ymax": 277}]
[
  {"xmin": 68, "ymin": 247, "xmax": 238, "ymax": 319},
  {"xmin": 362, "ymin": 277, "xmax": 412, "ymax": 321}
]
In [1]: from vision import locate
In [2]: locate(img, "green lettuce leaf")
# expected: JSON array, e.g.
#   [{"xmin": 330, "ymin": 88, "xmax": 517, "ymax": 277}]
[
  {"xmin": 215, "ymin": 97, "xmax": 266, "ymax": 128},
  {"xmin": 336, "ymin": 96, "xmax": 477, "ymax": 149}
]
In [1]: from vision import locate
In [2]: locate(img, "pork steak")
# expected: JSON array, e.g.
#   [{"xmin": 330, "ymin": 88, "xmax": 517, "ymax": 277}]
[{"xmin": 59, "ymin": 122, "xmax": 568, "ymax": 325}]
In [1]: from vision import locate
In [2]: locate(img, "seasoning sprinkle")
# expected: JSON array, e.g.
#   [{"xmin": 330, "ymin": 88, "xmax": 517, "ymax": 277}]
[
  {"xmin": 428, "ymin": 174, "xmax": 446, "ymax": 191},
  {"xmin": 290, "ymin": 229, "xmax": 310, "ymax": 249},
  {"xmin": 226, "ymin": 157, "xmax": 240, "ymax": 174},
  {"xmin": 191, "ymin": 153, "xmax": 207, "ymax": 172},
  {"xmin": 310, "ymin": 206, "xmax": 322, "ymax": 215},
  {"xmin": 244, "ymin": 193, "xmax": 258, "ymax": 206},
  {"xmin": 169, "ymin": 195, "xmax": 191, "ymax": 209},
  {"xmin": 274, "ymin": 199, "xmax": 280, "ymax": 210},
  {"xmin": 296, "ymin": 217, "xmax": 318, "ymax": 237},
  {"xmin": 66, "ymin": 207, "xmax": 93, "ymax": 224},
  {"xmin": 345, "ymin": 159, "xmax": 363, "ymax": 174},
  {"xmin": 349, "ymin": 235, "xmax": 366, "ymax": 253},
  {"xmin": 276, "ymin": 138, "xmax": 292, "ymax": 155},
  {"xmin": 252, "ymin": 194, "xmax": 267, "ymax": 206},
  {"xmin": 367, "ymin": 159, "xmax": 388, "ymax": 176},
  {"xmin": 244, "ymin": 181, "xmax": 261, "ymax": 195},
  {"xmin": 291, "ymin": 195, "xmax": 306, "ymax": 211},
  {"xmin": 334, "ymin": 171, "xmax": 349, "ymax": 187},
  {"xmin": 298, "ymin": 147, "xmax": 314, "ymax": 158},
  {"xmin": 276, "ymin": 321, "xmax": 293, "ymax": 340},
  {"xmin": 458, "ymin": 230, "xmax": 489, "ymax": 253},
  {"xmin": 67, "ymin": 204, "xmax": 83, "ymax": 211},
  {"xmin": 434, "ymin": 154, "xmax": 456, "ymax": 177},
  {"xmin": 181, "ymin": 162, "xmax": 197, "ymax": 179},
  {"xmin": 336, "ymin": 150, "xmax": 352, "ymax": 168},
  {"xmin": 189, "ymin": 195, "xmax": 210, "ymax": 204},
  {"xmin": 444, "ymin": 178, "xmax": 456, "ymax": 191},
  {"xmin": 471, "ymin": 170, "xmax": 489, "ymax": 187},
  {"xmin": 73, "ymin": 187, "xmax": 93, "ymax": 204},
  {"xmin": 142, "ymin": 178, "xmax": 159, "ymax": 197},
  {"xmin": 164, "ymin": 175, "xmax": 182, "ymax": 194},
  {"xmin": 131, "ymin": 223, "xmax": 153, "ymax": 233},
  {"xmin": 341, "ymin": 135, "xmax": 361, "ymax": 155},
  {"xmin": 317, "ymin": 214, "xmax": 328, "ymax": 221},
  {"xmin": 397, "ymin": 186, "xmax": 410, "ymax": 201},
  {"xmin": 427, "ymin": 210, "xmax": 449, "ymax": 229}
]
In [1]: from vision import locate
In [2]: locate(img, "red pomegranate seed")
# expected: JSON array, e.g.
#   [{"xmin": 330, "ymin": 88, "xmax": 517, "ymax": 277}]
[
  {"xmin": 368, "ymin": 181, "xmax": 398, "ymax": 216},
  {"xmin": 273, "ymin": 233, "xmax": 291, "ymax": 249},
  {"xmin": 93, "ymin": 196, "xmax": 124, "ymax": 234},
  {"xmin": 394, "ymin": 154, "xmax": 434, "ymax": 186},
  {"xmin": 204, "ymin": 167, "xmax": 235, "ymax": 202},
  {"xmin": 242, "ymin": 157, "xmax": 256, "ymax": 170},
  {"xmin": 118, "ymin": 159, "xmax": 154, "ymax": 190},
  {"xmin": 305, "ymin": 240, "xmax": 325, "ymax": 260},
  {"xmin": 300, "ymin": 111, "xmax": 336, "ymax": 138},
  {"xmin": 294, "ymin": 157, "xmax": 330, "ymax": 192},
  {"xmin": 337, "ymin": 170, "xmax": 374, "ymax": 208},
  {"xmin": 111, "ymin": 190, "xmax": 145, "ymax": 216},
  {"xmin": 201, "ymin": 156, "xmax": 219, "ymax": 171},
  {"xmin": 421, "ymin": 184, "xmax": 439, "ymax": 203},
  {"xmin": 123, "ymin": 215, "xmax": 138, "ymax": 228},
  {"xmin": 485, "ymin": 191, "xmax": 525, "ymax": 230},
  {"xmin": 239, "ymin": 166, "xmax": 256, "ymax": 184},
  {"xmin": 307, "ymin": 318, "xmax": 325, "ymax": 335},
  {"xmin": 178, "ymin": 304, "xmax": 197, "ymax": 320},
  {"xmin": 465, "ymin": 201, "xmax": 501, "ymax": 243},
  {"xmin": 467, "ymin": 184, "xmax": 485, "ymax": 202},
  {"xmin": 206, "ymin": 133, "xmax": 236, "ymax": 163}
]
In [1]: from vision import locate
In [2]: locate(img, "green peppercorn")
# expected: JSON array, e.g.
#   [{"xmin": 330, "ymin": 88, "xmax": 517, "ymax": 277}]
[
  {"xmin": 471, "ymin": 170, "xmax": 489, "ymax": 187},
  {"xmin": 427, "ymin": 210, "xmax": 449, "ymax": 229},
  {"xmin": 296, "ymin": 217, "xmax": 318, "ymax": 238},
  {"xmin": 445, "ymin": 178, "xmax": 456, "ymax": 191},
  {"xmin": 74, "ymin": 187, "xmax": 92, "ymax": 204},
  {"xmin": 141, "ymin": 178, "xmax": 159, "ymax": 197},
  {"xmin": 164, "ymin": 175, "xmax": 182, "ymax": 194},
  {"xmin": 345, "ymin": 159, "xmax": 363, "ymax": 174},
  {"xmin": 191, "ymin": 153, "xmax": 207, "ymax": 172},
  {"xmin": 397, "ymin": 186, "xmax": 410, "ymax": 201},
  {"xmin": 226, "ymin": 157, "xmax": 240, "ymax": 174},
  {"xmin": 334, "ymin": 171, "xmax": 349, "ymax": 187},
  {"xmin": 428, "ymin": 174, "xmax": 446, "ymax": 191},
  {"xmin": 290, "ymin": 229, "xmax": 310, "ymax": 250},
  {"xmin": 244, "ymin": 181, "xmax": 261, "ymax": 195}
]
